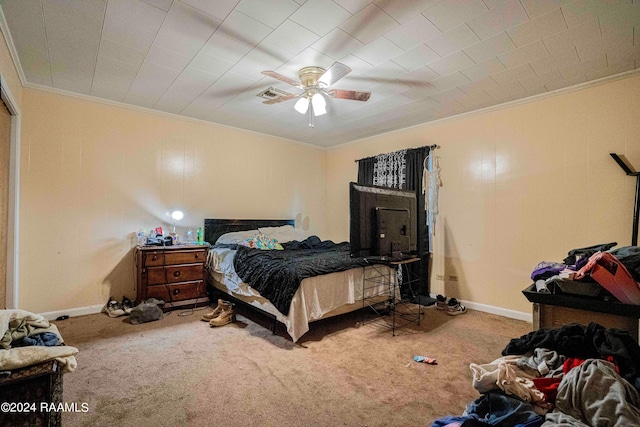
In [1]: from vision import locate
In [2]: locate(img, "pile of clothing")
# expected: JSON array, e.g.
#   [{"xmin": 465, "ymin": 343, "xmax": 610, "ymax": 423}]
[
  {"xmin": 530, "ymin": 242, "xmax": 619, "ymax": 284},
  {"xmin": 432, "ymin": 323, "xmax": 640, "ymax": 426},
  {"xmin": 0, "ymin": 309, "xmax": 78, "ymax": 374},
  {"xmin": 531, "ymin": 243, "xmax": 640, "ymax": 305}
]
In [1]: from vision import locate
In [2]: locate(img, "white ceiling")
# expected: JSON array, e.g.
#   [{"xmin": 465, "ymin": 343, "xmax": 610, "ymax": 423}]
[{"xmin": 1, "ymin": 0, "xmax": 639, "ymax": 148}]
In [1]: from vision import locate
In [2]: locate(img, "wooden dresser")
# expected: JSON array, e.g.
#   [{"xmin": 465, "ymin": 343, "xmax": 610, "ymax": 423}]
[{"xmin": 135, "ymin": 244, "xmax": 209, "ymax": 309}]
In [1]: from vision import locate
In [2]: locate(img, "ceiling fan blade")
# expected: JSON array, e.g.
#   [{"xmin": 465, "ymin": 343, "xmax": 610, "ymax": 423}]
[
  {"xmin": 318, "ymin": 62, "xmax": 351, "ymax": 87},
  {"xmin": 262, "ymin": 71, "xmax": 303, "ymax": 88},
  {"xmin": 329, "ymin": 89, "xmax": 371, "ymax": 102},
  {"xmin": 262, "ymin": 93, "xmax": 300, "ymax": 105}
]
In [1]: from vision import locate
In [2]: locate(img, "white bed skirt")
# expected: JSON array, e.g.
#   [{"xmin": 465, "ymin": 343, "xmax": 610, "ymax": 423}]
[{"xmin": 207, "ymin": 265, "xmax": 395, "ymax": 342}]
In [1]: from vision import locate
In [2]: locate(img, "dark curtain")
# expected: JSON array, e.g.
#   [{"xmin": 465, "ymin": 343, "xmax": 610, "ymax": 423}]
[
  {"xmin": 356, "ymin": 146, "xmax": 432, "ymax": 296},
  {"xmin": 356, "ymin": 156, "xmax": 375, "ymax": 186},
  {"xmin": 405, "ymin": 147, "xmax": 431, "ymax": 296}
]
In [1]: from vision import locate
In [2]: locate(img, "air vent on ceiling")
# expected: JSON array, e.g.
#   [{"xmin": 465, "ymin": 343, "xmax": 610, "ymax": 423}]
[{"xmin": 257, "ymin": 87, "xmax": 292, "ymax": 100}]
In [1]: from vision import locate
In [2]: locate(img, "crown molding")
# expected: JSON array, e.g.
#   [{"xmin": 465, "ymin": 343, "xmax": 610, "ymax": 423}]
[
  {"xmin": 0, "ymin": 5, "xmax": 27, "ymax": 86},
  {"xmin": 332, "ymin": 68, "xmax": 640, "ymax": 150},
  {"xmin": 23, "ymin": 81, "xmax": 326, "ymax": 150}
]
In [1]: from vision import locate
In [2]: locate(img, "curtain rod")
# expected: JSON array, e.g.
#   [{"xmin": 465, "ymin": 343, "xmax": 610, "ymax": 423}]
[{"xmin": 354, "ymin": 144, "xmax": 440, "ymax": 163}]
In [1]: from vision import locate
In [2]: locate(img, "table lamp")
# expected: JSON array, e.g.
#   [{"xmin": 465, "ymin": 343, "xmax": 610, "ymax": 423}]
[
  {"xmin": 171, "ymin": 210, "xmax": 184, "ymax": 233},
  {"xmin": 170, "ymin": 210, "xmax": 184, "ymax": 244}
]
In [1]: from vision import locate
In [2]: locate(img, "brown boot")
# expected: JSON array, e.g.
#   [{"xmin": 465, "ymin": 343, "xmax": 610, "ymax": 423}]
[
  {"xmin": 201, "ymin": 299, "xmax": 229, "ymax": 321},
  {"xmin": 209, "ymin": 302, "xmax": 235, "ymax": 327}
]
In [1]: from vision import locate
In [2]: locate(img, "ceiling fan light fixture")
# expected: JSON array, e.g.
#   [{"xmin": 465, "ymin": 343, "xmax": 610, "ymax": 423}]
[
  {"xmin": 261, "ymin": 62, "xmax": 369, "ymax": 126},
  {"xmin": 294, "ymin": 97, "xmax": 309, "ymax": 114},
  {"xmin": 311, "ymin": 93, "xmax": 327, "ymax": 116}
]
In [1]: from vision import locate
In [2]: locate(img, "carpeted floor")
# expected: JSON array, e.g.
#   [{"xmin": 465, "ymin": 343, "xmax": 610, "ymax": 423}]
[{"xmin": 55, "ymin": 303, "xmax": 531, "ymax": 427}]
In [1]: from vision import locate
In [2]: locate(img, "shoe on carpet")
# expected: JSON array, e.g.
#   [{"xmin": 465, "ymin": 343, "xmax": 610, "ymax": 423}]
[
  {"xmin": 446, "ymin": 298, "xmax": 467, "ymax": 316},
  {"xmin": 106, "ymin": 297, "xmax": 125, "ymax": 318},
  {"xmin": 435, "ymin": 294, "xmax": 448, "ymax": 310},
  {"xmin": 121, "ymin": 296, "xmax": 134, "ymax": 315},
  {"xmin": 201, "ymin": 299, "xmax": 231, "ymax": 321},
  {"xmin": 209, "ymin": 303, "xmax": 236, "ymax": 327}
]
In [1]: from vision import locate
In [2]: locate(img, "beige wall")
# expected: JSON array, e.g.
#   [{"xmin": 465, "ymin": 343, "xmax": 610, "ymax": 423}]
[
  {"xmin": 19, "ymin": 89, "xmax": 326, "ymax": 313},
  {"xmin": 8, "ymin": 15, "xmax": 640, "ymax": 317},
  {"xmin": 326, "ymin": 75, "xmax": 640, "ymax": 315}
]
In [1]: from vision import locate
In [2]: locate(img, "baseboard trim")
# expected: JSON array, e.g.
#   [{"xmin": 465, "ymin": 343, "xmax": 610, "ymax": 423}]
[
  {"xmin": 431, "ymin": 294, "xmax": 532, "ymax": 323},
  {"xmin": 41, "ymin": 304, "xmax": 104, "ymax": 321},
  {"xmin": 465, "ymin": 300, "xmax": 532, "ymax": 323}
]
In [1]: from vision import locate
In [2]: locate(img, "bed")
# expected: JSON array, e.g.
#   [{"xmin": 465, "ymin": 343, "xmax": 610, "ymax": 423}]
[
  {"xmin": 431, "ymin": 322, "xmax": 640, "ymax": 426},
  {"xmin": 204, "ymin": 219, "xmax": 395, "ymax": 342}
]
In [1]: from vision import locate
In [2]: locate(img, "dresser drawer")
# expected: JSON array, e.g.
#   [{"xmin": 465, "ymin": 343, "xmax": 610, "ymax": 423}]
[
  {"xmin": 144, "ymin": 264, "xmax": 204, "ymax": 285},
  {"xmin": 166, "ymin": 264, "xmax": 204, "ymax": 283},
  {"xmin": 146, "ymin": 281, "xmax": 205, "ymax": 302},
  {"xmin": 143, "ymin": 251, "xmax": 165, "ymax": 267},
  {"xmin": 142, "ymin": 248, "xmax": 207, "ymax": 267},
  {"xmin": 164, "ymin": 249, "xmax": 207, "ymax": 265},
  {"xmin": 145, "ymin": 267, "xmax": 166, "ymax": 286}
]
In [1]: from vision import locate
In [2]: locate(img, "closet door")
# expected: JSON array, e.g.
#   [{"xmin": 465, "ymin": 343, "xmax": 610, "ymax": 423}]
[{"xmin": 0, "ymin": 99, "xmax": 10, "ymax": 308}]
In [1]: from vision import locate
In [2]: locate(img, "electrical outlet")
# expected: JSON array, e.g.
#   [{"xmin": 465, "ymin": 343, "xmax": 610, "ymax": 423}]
[
  {"xmin": 448, "ymin": 275, "xmax": 458, "ymax": 281},
  {"xmin": 436, "ymin": 274, "xmax": 444, "ymax": 280}
]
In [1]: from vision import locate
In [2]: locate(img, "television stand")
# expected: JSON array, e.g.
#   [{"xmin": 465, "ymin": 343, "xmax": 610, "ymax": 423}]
[{"xmin": 361, "ymin": 257, "xmax": 422, "ymax": 336}]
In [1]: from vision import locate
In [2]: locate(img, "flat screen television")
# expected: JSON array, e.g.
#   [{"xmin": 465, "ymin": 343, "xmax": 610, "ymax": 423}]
[{"xmin": 349, "ymin": 182, "xmax": 417, "ymax": 258}]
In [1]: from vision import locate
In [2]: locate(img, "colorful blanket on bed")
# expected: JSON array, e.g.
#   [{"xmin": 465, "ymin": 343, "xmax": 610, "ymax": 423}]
[{"xmin": 227, "ymin": 236, "xmax": 369, "ymax": 315}]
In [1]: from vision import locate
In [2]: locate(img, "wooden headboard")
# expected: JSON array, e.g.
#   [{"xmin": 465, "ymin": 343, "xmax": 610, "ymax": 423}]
[{"xmin": 204, "ymin": 219, "xmax": 295, "ymax": 245}]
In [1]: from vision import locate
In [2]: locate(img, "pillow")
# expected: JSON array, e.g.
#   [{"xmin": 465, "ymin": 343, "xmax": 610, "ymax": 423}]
[
  {"xmin": 240, "ymin": 233, "xmax": 283, "ymax": 250},
  {"xmin": 258, "ymin": 225, "xmax": 297, "ymax": 243},
  {"xmin": 215, "ymin": 230, "xmax": 259, "ymax": 244},
  {"xmin": 294, "ymin": 228, "xmax": 309, "ymax": 242}
]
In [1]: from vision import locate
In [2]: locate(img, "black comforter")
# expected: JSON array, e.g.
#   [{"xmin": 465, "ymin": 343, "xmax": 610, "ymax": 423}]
[{"xmin": 228, "ymin": 236, "xmax": 369, "ymax": 315}]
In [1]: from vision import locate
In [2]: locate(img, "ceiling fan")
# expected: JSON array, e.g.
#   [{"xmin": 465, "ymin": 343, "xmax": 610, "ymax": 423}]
[{"xmin": 258, "ymin": 62, "xmax": 371, "ymax": 127}]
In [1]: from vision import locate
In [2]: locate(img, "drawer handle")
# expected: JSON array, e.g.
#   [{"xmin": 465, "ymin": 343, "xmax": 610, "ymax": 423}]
[
  {"xmin": 173, "ymin": 289, "xmax": 180, "ymax": 296},
  {"xmin": 152, "ymin": 255, "xmax": 157, "ymax": 261},
  {"xmin": 173, "ymin": 271, "xmax": 181, "ymax": 278},
  {"xmin": 195, "ymin": 253, "xmax": 200, "ymax": 259}
]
